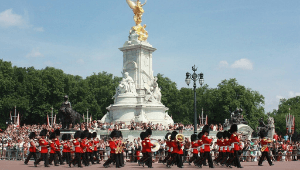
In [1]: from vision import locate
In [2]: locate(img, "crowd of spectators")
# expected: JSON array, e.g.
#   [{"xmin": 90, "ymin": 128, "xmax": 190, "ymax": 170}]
[{"xmin": 0, "ymin": 122, "xmax": 299, "ymax": 162}]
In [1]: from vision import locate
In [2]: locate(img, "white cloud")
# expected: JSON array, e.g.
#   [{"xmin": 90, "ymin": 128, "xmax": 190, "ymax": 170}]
[
  {"xmin": 288, "ymin": 91, "xmax": 300, "ymax": 98},
  {"xmin": 34, "ymin": 27, "xmax": 44, "ymax": 32},
  {"xmin": 25, "ymin": 48, "xmax": 44, "ymax": 58},
  {"xmin": 218, "ymin": 60, "xmax": 229, "ymax": 68},
  {"xmin": 276, "ymin": 95, "xmax": 284, "ymax": 100},
  {"xmin": 230, "ymin": 58, "xmax": 253, "ymax": 70},
  {"xmin": 0, "ymin": 9, "xmax": 27, "ymax": 28},
  {"xmin": 77, "ymin": 59, "xmax": 84, "ymax": 64},
  {"xmin": 0, "ymin": 9, "xmax": 43, "ymax": 32}
]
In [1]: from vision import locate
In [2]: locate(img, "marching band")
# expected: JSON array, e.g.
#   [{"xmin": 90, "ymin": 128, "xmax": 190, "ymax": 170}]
[{"xmin": 23, "ymin": 124, "xmax": 275, "ymax": 168}]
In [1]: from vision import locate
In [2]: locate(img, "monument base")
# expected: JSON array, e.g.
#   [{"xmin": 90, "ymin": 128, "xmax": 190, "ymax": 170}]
[{"xmin": 101, "ymin": 103, "xmax": 174, "ymax": 127}]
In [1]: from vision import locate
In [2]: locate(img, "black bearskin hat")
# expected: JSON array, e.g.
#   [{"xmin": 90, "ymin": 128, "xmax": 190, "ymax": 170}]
[
  {"xmin": 202, "ymin": 125, "xmax": 210, "ymax": 135},
  {"xmin": 140, "ymin": 132, "xmax": 147, "ymax": 140},
  {"xmin": 110, "ymin": 130, "xmax": 117, "ymax": 138},
  {"xmin": 119, "ymin": 131, "xmax": 123, "ymax": 138},
  {"xmin": 39, "ymin": 129, "xmax": 47, "ymax": 136},
  {"xmin": 259, "ymin": 129, "xmax": 268, "ymax": 138},
  {"xmin": 191, "ymin": 134, "xmax": 198, "ymax": 142},
  {"xmin": 83, "ymin": 130, "xmax": 89, "ymax": 138},
  {"xmin": 88, "ymin": 133, "xmax": 92, "ymax": 139},
  {"xmin": 229, "ymin": 124, "xmax": 238, "ymax": 133},
  {"xmin": 216, "ymin": 132, "xmax": 223, "ymax": 139},
  {"xmin": 74, "ymin": 131, "xmax": 82, "ymax": 139},
  {"xmin": 171, "ymin": 131, "xmax": 178, "ymax": 140},
  {"xmin": 92, "ymin": 132, "xmax": 97, "ymax": 138},
  {"xmin": 49, "ymin": 132, "xmax": 56, "ymax": 140},
  {"xmin": 62, "ymin": 134, "xmax": 67, "ymax": 141},
  {"xmin": 165, "ymin": 132, "xmax": 171, "ymax": 140},
  {"xmin": 54, "ymin": 129, "xmax": 60, "ymax": 136},
  {"xmin": 146, "ymin": 127, "xmax": 152, "ymax": 136},
  {"xmin": 223, "ymin": 130, "xmax": 228, "ymax": 139},
  {"xmin": 67, "ymin": 134, "xmax": 71, "ymax": 140},
  {"xmin": 29, "ymin": 132, "xmax": 36, "ymax": 139},
  {"xmin": 198, "ymin": 132, "xmax": 203, "ymax": 140}
]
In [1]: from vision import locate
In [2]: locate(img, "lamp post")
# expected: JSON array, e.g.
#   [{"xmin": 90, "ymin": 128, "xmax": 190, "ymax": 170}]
[{"xmin": 185, "ymin": 65, "xmax": 204, "ymax": 134}]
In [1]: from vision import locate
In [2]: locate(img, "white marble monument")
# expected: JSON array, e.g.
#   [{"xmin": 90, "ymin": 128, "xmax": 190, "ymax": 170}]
[{"xmin": 100, "ymin": 25, "xmax": 174, "ymax": 126}]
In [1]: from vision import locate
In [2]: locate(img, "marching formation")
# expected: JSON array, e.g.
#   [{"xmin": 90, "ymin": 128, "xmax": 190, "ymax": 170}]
[{"xmin": 23, "ymin": 124, "xmax": 275, "ymax": 168}]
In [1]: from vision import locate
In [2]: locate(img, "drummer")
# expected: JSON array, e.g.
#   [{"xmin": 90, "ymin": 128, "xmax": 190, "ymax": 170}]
[{"xmin": 144, "ymin": 128, "xmax": 156, "ymax": 168}]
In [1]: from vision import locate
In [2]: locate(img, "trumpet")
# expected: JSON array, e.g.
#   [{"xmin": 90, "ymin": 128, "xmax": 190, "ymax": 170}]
[{"xmin": 175, "ymin": 134, "xmax": 184, "ymax": 143}]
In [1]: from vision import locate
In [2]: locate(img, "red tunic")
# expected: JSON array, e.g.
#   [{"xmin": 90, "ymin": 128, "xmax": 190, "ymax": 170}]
[
  {"xmin": 86, "ymin": 140, "xmax": 93, "ymax": 153},
  {"xmin": 80, "ymin": 139, "xmax": 87, "ymax": 153},
  {"xmin": 63, "ymin": 141, "xmax": 71, "ymax": 153},
  {"xmin": 141, "ymin": 139, "xmax": 147, "ymax": 153},
  {"xmin": 73, "ymin": 139, "xmax": 81, "ymax": 153},
  {"xmin": 198, "ymin": 139, "xmax": 204, "ymax": 153},
  {"xmin": 54, "ymin": 138, "xmax": 61, "ymax": 151},
  {"xmin": 49, "ymin": 141, "xmax": 56, "ymax": 154},
  {"xmin": 260, "ymin": 138, "xmax": 272, "ymax": 152},
  {"xmin": 144, "ymin": 137, "xmax": 154, "ymax": 153},
  {"xmin": 109, "ymin": 140, "xmax": 117, "ymax": 154},
  {"xmin": 191, "ymin": 141, "xmax": 199, "ymax": 154},
  {"xmin": 29, "ymin": 139, "xmax": 37, "ymax": 153},
  {"xmin": 93, "ymin": 139, "xmax": 99, "ymax": 151},
  {"xmin": 201, "ymin": 135, "xmax": 212, "ymax": 152},
  {"xmin": 39, "ymin": 138, "xmax": 48, "ymax": 153},
  {"xmin": 230, "ymin": 134, "xmax": 240, "ymax": 151},
  {"xmin": 224, "ymin": 139, "xmax": 230, "ymax": 152}
]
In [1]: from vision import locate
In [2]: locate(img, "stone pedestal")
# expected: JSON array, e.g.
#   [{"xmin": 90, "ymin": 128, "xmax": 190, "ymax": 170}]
[{"xmin": 100, "ymin": 30, "xmax": 174, "ymax": 126}]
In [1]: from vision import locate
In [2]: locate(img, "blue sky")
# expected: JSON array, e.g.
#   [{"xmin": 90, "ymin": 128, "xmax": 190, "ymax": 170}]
[{"xmin": 0, "ymin": 0, "xmax": 299, "ymax": 113}]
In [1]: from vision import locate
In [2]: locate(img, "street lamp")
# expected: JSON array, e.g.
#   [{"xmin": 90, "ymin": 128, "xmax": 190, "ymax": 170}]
[{"xmin": 185, "ymin": 65, "xmax": 204, "ymax": 134}]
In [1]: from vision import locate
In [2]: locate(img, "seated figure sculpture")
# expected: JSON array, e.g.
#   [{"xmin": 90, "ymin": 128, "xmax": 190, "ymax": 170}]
[{"xmin": 58, "ymin": 95, "xmax": 81, "ymax": 129}]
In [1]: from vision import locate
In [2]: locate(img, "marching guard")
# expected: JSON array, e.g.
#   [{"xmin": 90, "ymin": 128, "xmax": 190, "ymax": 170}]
[
  {"xmin": 49, "ymin": 132, "xmax": 59, "ymax": 166},
  {"xmin": 103, "ymin": 130, "xmax": 121, "ymax": 168},
  {"xmin": 258, "ymin": 129, "xmax": 274, "ymax": 166},
  {"xmin": 214, "ymin": 132, "xmax": 224, "ymax": 165},
  {"xmin": 92, "ymin": 132, "xmax": 100, "ymax": 164},
  {"xmin": 188, "ymin": 134, "xmax": 199, "ymax": 164},
  {"xmin": 228, "ymin": 124, "xmax": 243, "ymax": 168},
  {"xmin": 69, "ymin": 131, "xmax": 83, "ymax": 168},
  {"xmin": 54, "ymin": 129, "xmax": 64, "ymax": 165},
  {"xmin": 34, "ymin": 129, "xmax": 49, "ymax": 167},
  {"xmin": 24, "ymin": 132, "xmax": 38, "ymax": 165},
  {"xmin": 62, "ymin": 134, "xmax": 71, "ymax": 164}
]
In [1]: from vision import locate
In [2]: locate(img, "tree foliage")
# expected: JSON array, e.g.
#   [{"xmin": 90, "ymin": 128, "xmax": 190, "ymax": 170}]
[
  {"xmin": 270, "ymin": 96, "xmax": 300, "ymax": 136},
  {"xmin": 0, "ymin": 59, "xmax": 267, "ymax": 131}
]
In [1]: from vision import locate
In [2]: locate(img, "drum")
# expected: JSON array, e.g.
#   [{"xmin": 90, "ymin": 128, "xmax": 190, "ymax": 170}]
[{"xmin": 151, "ymin": 139, "xmax": 160, "ymax": 152}]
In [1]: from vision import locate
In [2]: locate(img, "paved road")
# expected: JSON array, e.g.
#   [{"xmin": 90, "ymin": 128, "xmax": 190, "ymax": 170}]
[{"xmin": 1, "ymin": 161, "xmax": 299, "ymax": 170}]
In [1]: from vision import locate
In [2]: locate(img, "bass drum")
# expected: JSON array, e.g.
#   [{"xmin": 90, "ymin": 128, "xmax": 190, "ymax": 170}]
[{"xmin": 151, "ymin": 139, "xmax": 160, "ymax": 152}]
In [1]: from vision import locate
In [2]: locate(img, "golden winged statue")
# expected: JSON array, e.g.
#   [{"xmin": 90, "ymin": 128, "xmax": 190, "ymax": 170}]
[{"xmin": 126, "ymin": 0, "xmax": 148, "ymax": 41}]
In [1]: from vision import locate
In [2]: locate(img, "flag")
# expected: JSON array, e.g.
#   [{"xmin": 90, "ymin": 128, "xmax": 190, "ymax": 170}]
[
  {"xmin": 54, "ymin": 114, "xmax": 56, "ymax": 125},
  {"xmin": 90, "ymin": 115, "xmax": 92, "ymax": 122},
  {"xmin": 205, "ymin": 115, "xmax": 208, "ymax": 125},
  {"xmin": 47, "ymin": 114, "xmax": 49, "ymax": 126},
  {"xmin": 10, "ymin": 111, "xmax": 12, "ymax": 121},
  {"xmin": 199, "ymin": 114, "xmax": 201, "ymax": 124},
  {"xmin": 17, "ymin": 113, "xmax": 20, "ymax": 127},
  {"xmin": 83, "ymin": 114, "xmax": 85, "ymax": 122}
]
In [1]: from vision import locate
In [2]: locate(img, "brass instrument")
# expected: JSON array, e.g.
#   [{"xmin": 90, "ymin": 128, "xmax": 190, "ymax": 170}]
[
  {"xmin": 261, "ymin": 145, "xmax": 268, "ymax": 152},
  {"xmin": 167, "ymin": 134, "xmax": 171, "ymax": 140},
  {"xmin": 115, "ymin": 140, "xmax": 123, "ymax": 154},
  {"xmin": 175, "ymin": 134, "xmax": 184, "ymax": 142},
  {"xmin": 151, "ymin": 139, "xmax": 160, "ymax": 152}
]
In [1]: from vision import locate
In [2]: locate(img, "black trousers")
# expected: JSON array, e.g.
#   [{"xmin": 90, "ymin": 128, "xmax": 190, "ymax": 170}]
[
  {"xmin": 119, "ymin": 153, "xmax": 124, "ymax": 166},
  {"xmin": 215, "ymin": 152, "xmax": 224, "ymax": 162},
  {"xmin": 56, "ymin": 151, "xmax": 63, "ymax": 164},
  {"xmin": 35, "ymin": 153, "xmax": 49, "ymax": 167},
  {"xmin": 145, "ymin": 152, "xmax": 152, "ymax": 167},
  {"xmin": 71, "ymin": 152, "xmax": 82, "ymax": 167},
  {"xmin": 258, "ymin": 151, "xmax": 272, "ymax": 165},
  {"xmin": 62, "ymin": 152, "xmax": 71, "ymax": 164},
  {"xmin": 104, "ymin": 153, "xmax": 120, "ymax": 168},
  {"xmin": 24, "ymin": 152, "xmax": 37, "ymax": 164},
  {"xmin": 220, "ymin": 152, "xmax": 229, "ymax": 164},
  {"xmin": 176, "ymin": 154, "xmax": 183, "ymax": 168},
  {"xmin": 49, "ymin": 153, "xmax": 58, "ymax": 165},
  {"xmin": 162, "ymin": 152, "xmax": 171, "ymax": 163},
  {"xmin": 93, "ymin": 151, "xmax": 100, "ymax": 163},
  {"xmin": 188, "ymin": 153, "xmax": 198, "ymax": 163},
  {"xmin": 233, "ymin": 151, "xmax": 242, "ymax": 167},
  {"xmin": 201, "ymin": 152, "xmax": 214, "ymax": 168},
  {"xmin": 139, "ymin": 152, "xmax": 147, "ymax": 163}
]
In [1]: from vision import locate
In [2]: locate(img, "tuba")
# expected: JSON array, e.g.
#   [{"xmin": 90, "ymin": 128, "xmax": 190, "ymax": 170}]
[{"xmin": 175, "ymin": 134, "xmax": 184, "ymax": 142}]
